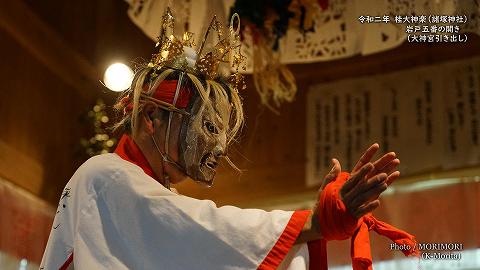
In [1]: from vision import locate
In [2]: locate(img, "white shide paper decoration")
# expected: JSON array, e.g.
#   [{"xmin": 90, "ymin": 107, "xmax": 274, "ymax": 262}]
[{"xmin": 125, "ymin": 0, "xmax": 479, "ymax": 71}]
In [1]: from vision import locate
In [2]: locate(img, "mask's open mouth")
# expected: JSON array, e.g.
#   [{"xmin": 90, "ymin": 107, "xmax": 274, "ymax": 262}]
[
  {"xmin": 200, "ymin": 153, "xmax": 218, "ymax": 170},
  {"xmin": 195, "ymin": 153, "xmax": 217, "ymax": 186}
]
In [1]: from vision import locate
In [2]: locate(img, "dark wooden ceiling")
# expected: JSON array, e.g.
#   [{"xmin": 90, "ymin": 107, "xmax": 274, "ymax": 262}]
[{"xmin": 0, "ymin": 0, "xmax": 153, "ymax": 203}]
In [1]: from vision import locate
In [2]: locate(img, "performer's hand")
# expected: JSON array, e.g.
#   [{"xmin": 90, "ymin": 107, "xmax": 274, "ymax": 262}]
[
  {"xmin": 320, "ymin": 158, "xmax": 341, "ymax": 191},
  {"xmin": 341, "ymin": 143, "xmax": 400, "ymax": 218},
  {"xmin": 305, "ymin": 145, "xmax": 399, "ymax": 242},
  {"xmin": 300, "ymin": 158, "xmax": 343, "ymax": 243},
  {"xmin": 351, "ymin": 143, "xmax": 400, "ymax": 186}
]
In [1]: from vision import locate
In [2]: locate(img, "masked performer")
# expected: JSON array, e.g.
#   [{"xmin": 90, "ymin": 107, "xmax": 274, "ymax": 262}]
[{"xmin": 41, "ymin": 10, "xmax": 417, "ymax": 270}]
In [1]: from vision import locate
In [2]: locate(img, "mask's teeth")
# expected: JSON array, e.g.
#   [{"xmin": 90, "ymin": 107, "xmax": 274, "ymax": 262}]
[{"xmin": 206, "ymin": 160, "xmax": 218, "ymax": 169}]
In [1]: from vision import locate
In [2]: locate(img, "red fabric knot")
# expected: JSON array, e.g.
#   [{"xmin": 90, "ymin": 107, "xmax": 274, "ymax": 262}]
[
  {"xmin": 150, "ymin": 80, "xmax": 192, "ymax": 108},
  {"xmin": 122, "ymin": 80, "xmax": 193, "ymax": 115},
  {"xmin": 316, "ymin": 172, "xmax": 419, "ymax": 270},
  {"xmin": 318, "ymin": 172, "xmax": 361, "ymax": 241}
]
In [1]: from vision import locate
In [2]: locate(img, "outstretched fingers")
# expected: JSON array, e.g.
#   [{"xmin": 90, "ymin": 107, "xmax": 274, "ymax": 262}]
[
  {"xmin": 341, "ymin": 162, "xmax": 374, "ymax": 202},
  {"xmin": 345, "ymin": 172, "xmax": 397, "ymax": 218},
  {"xmin": 386, "ymin": 171, "xmax": 400, "ymax": 186},
  {"xmin": 352, "ymin": 143, "xmax": 379, "ymax": 173},
  {"xmin": 381, "ymin": 158, "xmax": 400, "ymax": 174},
  {"xmin": 367, "ymin": 152, "xmax": 397, "ymax": 178},
  {"xmin": 342, "ymin": 144, "xmax": 402, "ymax": 219},
  {"xmin": 353, "ymin": 200, "xmax": 381, "ymax": 219},
  {"xmin": 348, "ymin": 173, "xmax": 387, "ymax": 211}
]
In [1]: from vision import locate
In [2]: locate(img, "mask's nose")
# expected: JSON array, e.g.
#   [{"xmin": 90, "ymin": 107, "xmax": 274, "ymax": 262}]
[
  {"xmin": 213, "ymin": 133, "xmax": 227, "ymax": 158},
  {"xmin": 213, "ymin": 146, "xmax": 225, "ymax": 158}
]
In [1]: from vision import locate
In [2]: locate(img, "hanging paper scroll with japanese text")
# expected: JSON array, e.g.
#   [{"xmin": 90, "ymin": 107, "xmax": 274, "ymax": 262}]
[{"xmin": 306, "ymin": 57, "xmax": 480, "ymax": 186}]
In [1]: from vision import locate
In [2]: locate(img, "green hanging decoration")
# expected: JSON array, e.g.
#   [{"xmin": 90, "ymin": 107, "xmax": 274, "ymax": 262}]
[{"xmin": 80, "ymin": 99, "xmax": 117, "ymax": 157}]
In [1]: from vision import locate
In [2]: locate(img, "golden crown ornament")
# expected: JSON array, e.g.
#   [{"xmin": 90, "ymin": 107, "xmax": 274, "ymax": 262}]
[{"xmin": 148, "ymin": 8, "xmax": 247, "ymax": 92}]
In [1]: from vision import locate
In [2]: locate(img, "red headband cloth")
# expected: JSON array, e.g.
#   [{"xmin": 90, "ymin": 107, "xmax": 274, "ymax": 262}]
[
  {"xmin": 315, "ymin": 172, "xmax": 418, "ymax": 270},
  {"xmin": 121, "ymin": 80, "xmax": 193, "ymax": 114}
]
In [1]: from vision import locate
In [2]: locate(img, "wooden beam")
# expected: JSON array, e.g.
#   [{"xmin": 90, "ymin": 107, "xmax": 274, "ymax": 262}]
[
  {"xmin": 290, "ymin": 34, "xmax": 480, "ymax": 85},
  {"xmin": 0, "ymin": 139, "xmax": 43, "ymax": 195},
  {"xmin": 0, "ymin": 0, "xmax": 106, "ymax": 101}
]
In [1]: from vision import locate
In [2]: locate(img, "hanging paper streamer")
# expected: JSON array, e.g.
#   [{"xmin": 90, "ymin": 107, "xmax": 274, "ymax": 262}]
[{"xmin": 126, "ymin": 0, "xmax": 480, "ymax": 112}]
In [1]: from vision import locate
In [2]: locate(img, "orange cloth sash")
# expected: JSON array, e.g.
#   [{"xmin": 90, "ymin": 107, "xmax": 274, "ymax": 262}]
[{"xmin": 316, "ymin": 172, "xmax": 418, "ymax": 270}]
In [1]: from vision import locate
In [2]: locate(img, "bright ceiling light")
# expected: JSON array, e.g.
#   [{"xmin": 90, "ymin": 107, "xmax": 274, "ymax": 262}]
[{"xmin": 103, "ymin": 63, "xmax": 134, "ymax": 92}]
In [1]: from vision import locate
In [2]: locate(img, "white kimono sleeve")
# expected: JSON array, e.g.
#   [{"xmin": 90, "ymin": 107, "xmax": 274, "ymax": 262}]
[{"xmin": 72, "ymin": 158, "xmax": 311, "ymax": 270}]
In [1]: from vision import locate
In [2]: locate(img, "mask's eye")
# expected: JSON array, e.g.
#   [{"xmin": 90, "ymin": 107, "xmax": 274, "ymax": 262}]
[{"xmin": 204, "ymin": 120, "xmax": 219, "ymax": 135}]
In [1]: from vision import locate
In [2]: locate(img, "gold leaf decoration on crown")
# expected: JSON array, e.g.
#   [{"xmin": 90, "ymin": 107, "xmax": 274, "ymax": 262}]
[{"xmin": 148, "ymin": 8, "xmax": 246, "ymax": 92}]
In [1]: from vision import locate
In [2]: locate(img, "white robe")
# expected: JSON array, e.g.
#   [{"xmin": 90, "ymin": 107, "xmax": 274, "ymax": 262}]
[{"xmin": 40, "ymin": 153, "xmax": 311, "ymax": 270}]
